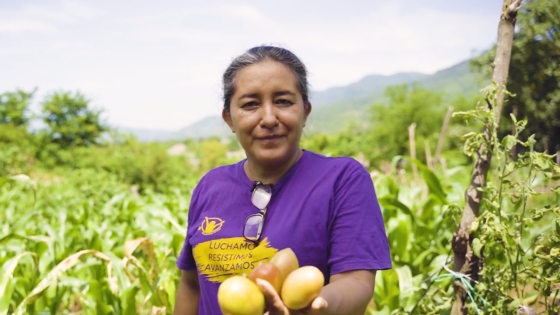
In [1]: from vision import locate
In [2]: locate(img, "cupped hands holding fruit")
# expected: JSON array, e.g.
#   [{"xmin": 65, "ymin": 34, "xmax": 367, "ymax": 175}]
[
  {"xmin": 255, "ymin": 275, "xmax": 328, "ymax": 315},
  {"xmin": 218, "ymin": 248, "xmax": 327, "ymax": 315}
]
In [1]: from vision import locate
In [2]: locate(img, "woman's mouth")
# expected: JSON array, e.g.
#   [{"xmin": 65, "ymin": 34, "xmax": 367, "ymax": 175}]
[{"xmin": 257, "ymin": 135, "xmax": 284, "ymax": 143}]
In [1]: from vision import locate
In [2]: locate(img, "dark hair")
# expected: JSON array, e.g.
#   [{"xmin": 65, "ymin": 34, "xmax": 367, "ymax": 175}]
[{"xmin": 222, "ymin": 45, "xmax": 310, "ymax": 114}]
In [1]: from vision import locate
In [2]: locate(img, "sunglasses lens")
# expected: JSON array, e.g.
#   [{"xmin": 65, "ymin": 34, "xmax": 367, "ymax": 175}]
[
  {"xmin": 244, "ymin": 215, "xmax": 262, "ymax": 240},
  {"xmin": 252, "ymin": 187, "xmax": 272, "ymax": 210}
]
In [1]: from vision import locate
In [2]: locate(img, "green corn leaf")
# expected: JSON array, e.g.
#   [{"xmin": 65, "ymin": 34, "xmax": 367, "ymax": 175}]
[
  {"xmin": 407, "ymin": 158, "xmax": 448, "ymax": 204},
  {"xmin": 0, "ymin": 177, "xmax": 9, "ymax": 188},
  {"xmin": 0, "ymin": 252, "xmax": 35, "ymax": 315},
  {"xmin": 395, "ymin": 265, "xmax": 414, "ymax": 298},
  {"xmin": 122, "ymin": 284, "xmax": 140, "ymax": 315},
  {"xmin": 13, "ymin": 250, "xmax": 111, "ymax": 315},
  {"xmin": 378, "ymin": 196, "xmax": 417, "ymax": 225}
]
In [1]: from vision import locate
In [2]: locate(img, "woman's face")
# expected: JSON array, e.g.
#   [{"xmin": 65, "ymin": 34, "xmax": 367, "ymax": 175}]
[{"xmin": 223, "ymin": 60, "xmax": 312, "ymax": 167}]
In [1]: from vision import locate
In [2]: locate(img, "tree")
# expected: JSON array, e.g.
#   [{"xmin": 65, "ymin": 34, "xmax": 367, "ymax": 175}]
[
  {"xmin": 471, "ymin": 0, "xmax": 560, "ymax": 156},
  {"xmin": 452, "ymin": 0, "xmax": 522, "ymax": 314},
  {"xmin": 41, "ymin": 91, "xmax": 108, "ymax": 148},
  {"xmin": 0, "ymin": 89, "xmax": 34, "ymax": 128},
  {"xmin": 365, "ymin": 84, "xmax": 444, "ymax": 164},
  {"xmin": 363, "ymin": 84, "xmax": 480, "ymax": 168}
]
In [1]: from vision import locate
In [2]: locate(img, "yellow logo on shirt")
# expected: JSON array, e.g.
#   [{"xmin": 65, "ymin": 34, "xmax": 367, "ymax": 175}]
[
  {"xmin": 193, "ymin": 237, "xmax": 279, "ymax": 283},
  {"xmin": 198, "ymin": 216, "xmax": 225, "ymax": 235}
]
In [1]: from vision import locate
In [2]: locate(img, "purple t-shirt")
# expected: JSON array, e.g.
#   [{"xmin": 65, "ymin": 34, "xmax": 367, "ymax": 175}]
[{"xmin": 176, "ymin": 150, "xmax": 392, "ymax": 314}]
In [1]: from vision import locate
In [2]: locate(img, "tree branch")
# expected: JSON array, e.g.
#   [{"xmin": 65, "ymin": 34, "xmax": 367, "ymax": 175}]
[{"xmin": 451, "ymin": 1, "xmax": 523, "ymax": 314}]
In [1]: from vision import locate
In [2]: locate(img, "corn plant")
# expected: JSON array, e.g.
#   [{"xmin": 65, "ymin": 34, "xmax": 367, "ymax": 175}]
[{"xmin": 0, "ymin": 169, "xmax": 197, "ymax": 314}]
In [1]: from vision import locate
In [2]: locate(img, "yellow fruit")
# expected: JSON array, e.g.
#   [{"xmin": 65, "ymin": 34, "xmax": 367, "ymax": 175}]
[
  {"xmin": 269, "ymin": 248, "xmax": 299, "ymax": 283},
  {"xmin": 249, "ymin": 262, "xmax": 283, "ymax": 293},
  {"xmin": 280, "ymin": 266, "xmax": 325, "ymax": 310},
  {"xmin": 217, "ymin": 275, "xmax": 265, "ymax": 315}
]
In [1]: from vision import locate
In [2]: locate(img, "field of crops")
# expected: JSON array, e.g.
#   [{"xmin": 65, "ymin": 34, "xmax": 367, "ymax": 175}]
[
  {"xmin": 1, "ymin": 169, "xmax": 199, "ymax": 315},
  {"xmin": 2, "ymin": 150, "xmax": 558, "ymax": 314}
]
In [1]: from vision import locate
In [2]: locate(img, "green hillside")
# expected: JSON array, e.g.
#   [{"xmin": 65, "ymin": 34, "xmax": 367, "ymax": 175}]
[
  {"xmin": 170, "ymin": 115, "xmax": 231, "ymax": 140},
  {"xmin": 306, "ymin": 59, "xmax": 486, "ymax": 134},
  {"xmin": 310, "ymin": 72, "xmax": 428, "ymax": 108}
]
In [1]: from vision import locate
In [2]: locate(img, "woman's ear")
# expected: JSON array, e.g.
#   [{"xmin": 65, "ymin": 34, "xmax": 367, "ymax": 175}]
[
  {"xmin": 222, "ymin": 108, "xmax": 235, "ymax": 133},
  {"xmin": 303, "ymin": 102, "xmax": 312, "ymax": 127}
]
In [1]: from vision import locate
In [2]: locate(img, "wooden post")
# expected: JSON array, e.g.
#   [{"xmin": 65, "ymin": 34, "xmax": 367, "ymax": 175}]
[
  {"xmin": 434, "ymin": 106, "xmax": 454, "ymax": 168},
  {"xmin": 425, "ymin": 139, "xmax": 433, "ymax": 170},
  {"xmin": 408, "ymin": 123, "xmax": 419, "ymax": 183},
  {"xmin": 451, "ymin": 1, "xmax": 523, "ymax": 314}
]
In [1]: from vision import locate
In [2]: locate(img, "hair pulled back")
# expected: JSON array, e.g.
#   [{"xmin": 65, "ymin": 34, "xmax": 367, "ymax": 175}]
[{"xmin": 222, "ymin": 45, "xmax": 310, "ymax": 114}]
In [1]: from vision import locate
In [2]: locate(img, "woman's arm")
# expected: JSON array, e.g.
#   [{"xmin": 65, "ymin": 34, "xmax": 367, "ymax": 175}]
[
  {"xmin": 173, "ymin": 270, "xmax": 200, "ymax": 315},
  {"xmin": 257, "ymin": 269, "xmax": 376, "ymax": 315},
  {"xmin": 319, "ymin": 270, "xmax": 376, "ymax": 315}
]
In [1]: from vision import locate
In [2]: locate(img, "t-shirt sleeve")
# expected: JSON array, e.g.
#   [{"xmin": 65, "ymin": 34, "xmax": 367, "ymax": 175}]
[
  {"xmin": 176, "ymin": 185, "xmax": 201, "ymax": 271},
  {"xmin": 328, "ymin": 166, "xmax": 392, "ymax": 275}
]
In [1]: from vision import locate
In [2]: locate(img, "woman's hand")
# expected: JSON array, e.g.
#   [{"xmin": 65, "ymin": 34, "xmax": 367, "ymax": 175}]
[{"xmin": 255, "ymin": 278, "xmax": 328, "ymax": 315}]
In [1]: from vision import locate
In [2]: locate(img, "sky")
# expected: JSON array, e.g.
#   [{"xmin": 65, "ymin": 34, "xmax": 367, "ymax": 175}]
[{"xmin": 0, "ymin": 0, "xmax": 504, "ymax": 131}]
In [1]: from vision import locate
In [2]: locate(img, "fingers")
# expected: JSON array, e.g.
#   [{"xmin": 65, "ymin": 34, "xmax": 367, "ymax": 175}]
[
  {"xmin": 255, "ymin": 278, "xmax": 287, "ymax": 315},
  {"xmin": 310, "ymin": 297, "xmax": 328, "ymax": 310},
  {"xmin": 256, "ymin": 279, "xmax": 328, "ymax": 315}
]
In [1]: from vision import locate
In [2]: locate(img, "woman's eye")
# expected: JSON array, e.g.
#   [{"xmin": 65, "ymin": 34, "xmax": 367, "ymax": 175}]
[
  {"xmin": 242, "ymin": 101, "xmax": 258, "ymax": 108},
  {"xmin": 276, "ymin": 99, "xmax": 293, "ymax": 106}
]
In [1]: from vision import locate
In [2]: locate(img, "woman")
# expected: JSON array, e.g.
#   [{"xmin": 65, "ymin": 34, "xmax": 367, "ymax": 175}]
[{"xmin": 174, "ymin": 46, "xmax": 392, "ymax": 315}]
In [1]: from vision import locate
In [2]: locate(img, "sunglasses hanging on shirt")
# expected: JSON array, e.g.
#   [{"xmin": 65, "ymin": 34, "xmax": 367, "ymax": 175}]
[{"xmin": 243, "ymin": 181, "xmax": 273, "ymax": 244}]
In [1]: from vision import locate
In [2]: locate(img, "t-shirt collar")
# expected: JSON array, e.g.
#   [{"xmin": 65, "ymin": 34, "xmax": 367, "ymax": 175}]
[{"xmin": 236, "ymin": 149, "xmax": 309, "ymax": 192}]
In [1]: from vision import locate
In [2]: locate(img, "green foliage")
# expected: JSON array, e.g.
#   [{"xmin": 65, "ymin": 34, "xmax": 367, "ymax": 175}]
[
  {"xmin": 451, "ymin": 83, "xmax": 560, "ymax": 315},
  {"xmin": 0, "ymin": 143, "xmax": 35, "ymax": 177},
  {"xmin": 0, "ymin": 170, "xmax": 191, "ymax": 315},
  {"xmin": 41, "ymin": 91, "xmax": 109, "ymax": 148},
  {"xmin": 34, "ymin": 139, "xmax": 198, "ymax": 194},
  {"xmin": 1, "ymin": 41, "xmax": 559, "ymax": 313},
  {"xmin": 0, "ymin": 89, "xmax": 34, "ymax": 128},
  {"xmin": 371, "ymin": 160, "xmax": 464, "ymax": 314},
  {"xmin": 198, "ymin": 138, "xmax": 229, "ymax": 171},
  {"xmin": 302, "ymin": 85, "xmax": 481, "ymax": 170},
  {"xmin": 0, "ymin": 90, "xmax": 37, "ymax": 176},
  {"xmin": 367, "ymin": 84, "xmax": 444, "ymax": 162},
  {"xmin": 471, "ymin": 0, "xmax": 560, "ymax": 154},
  {"xmin": 368, "ymin": 83, "xmax": 560, "ymax": 315}
]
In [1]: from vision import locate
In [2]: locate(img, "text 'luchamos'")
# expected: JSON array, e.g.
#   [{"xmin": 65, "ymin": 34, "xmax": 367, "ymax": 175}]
[{"xmin": 193, "ymin": 237, "xmax": 278, "ymax": 283}]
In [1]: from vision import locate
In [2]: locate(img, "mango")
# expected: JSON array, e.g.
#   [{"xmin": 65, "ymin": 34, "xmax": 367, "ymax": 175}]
[
  {"xmin": 217, "ymin": 275, "xmax": 265, "ymax": 315},
  {"xmin": 249, "ymin": 262, "xmax": 283, "ymax": 293},
  {"xmin": 280, "ymin": 266, "xmax": 325, "ymax": 310},
  {"xmin": 269, "ymin": 248, "xmax": 299, "ymax": 283}
]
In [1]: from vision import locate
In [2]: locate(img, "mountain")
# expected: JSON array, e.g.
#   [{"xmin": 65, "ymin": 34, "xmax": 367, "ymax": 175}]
[
  {"xmin": 117, "ymin": 127, "xmax": 175, "ymax": 142},
  {"xmin": 126, "ymin": 58, "xmax": 484, "ymax": 141},
  {"xmin": 170, "ymin": 115, "xmax": 231, "ymax": 140},
  {"xmin": 310, "ymin": 72, "xmax": 428, "ymax": 108},
  {"xmin": 117, "ymin": 116, "xmax": 231, "ymax": 142},
  {"xmin": 305, "ymin": 59, "xmax": 486, "ymax": 134},
  {"xmin": 417, "ymin": 59, "xmax": 486, "ymax": 96}
]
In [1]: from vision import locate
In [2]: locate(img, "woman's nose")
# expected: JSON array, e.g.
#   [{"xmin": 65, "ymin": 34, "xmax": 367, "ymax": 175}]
[{"xmin": 259, "ymin": 102, "xmax": 278, "ymax": 128}]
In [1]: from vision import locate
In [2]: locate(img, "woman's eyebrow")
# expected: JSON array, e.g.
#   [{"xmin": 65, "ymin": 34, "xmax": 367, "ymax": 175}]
[
  {"xmin": 274, "ymin": 91, "xmax": 296, "ymax": 97},
  {"xmin": 238, "ymin": 93, "xmax": 259, "ymax": 99},
  {"xmin": 238, "ymin": 91, "xmax": 296, "ymax": 99}
]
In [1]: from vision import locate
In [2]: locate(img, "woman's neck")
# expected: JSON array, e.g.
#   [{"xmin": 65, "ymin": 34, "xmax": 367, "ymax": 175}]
[{"xmin": 244, "ymin": 149, "xmax": 303, "ymax": 185}]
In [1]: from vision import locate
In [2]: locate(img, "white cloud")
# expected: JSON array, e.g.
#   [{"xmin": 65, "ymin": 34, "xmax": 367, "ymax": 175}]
[
  {"xmin": 0, "ymin": 19, "xmax": 55, "ymax": 33},
  {"xmin": 0, "ymin": 0, "xmax": 502, "ymax": 131},
  {"xmin": 0, "ymin": 1, "xmax": 104, "ymax": 34}
]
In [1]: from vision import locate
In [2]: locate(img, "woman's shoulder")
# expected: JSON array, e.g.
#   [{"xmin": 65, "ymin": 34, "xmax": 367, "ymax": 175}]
[
  {"xmin": 302, "ymin": 150, "xmax": 370, "ymax": 176},
  {"xmin": 196, "ymin": 161, "xmax": 241, "ymax": 186}
]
